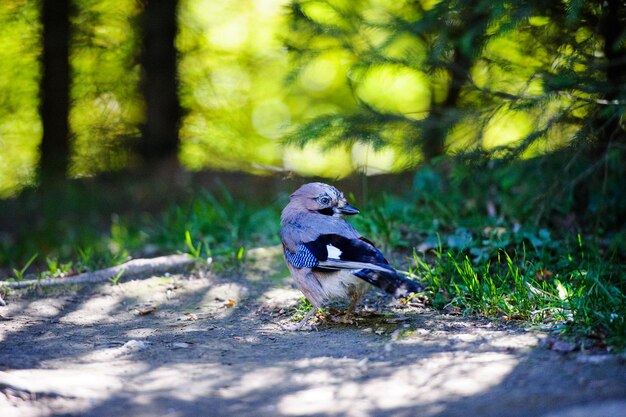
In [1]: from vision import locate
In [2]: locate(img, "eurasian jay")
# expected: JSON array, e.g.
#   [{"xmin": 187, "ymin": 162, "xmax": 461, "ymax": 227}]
[{"xmin": 280, "ymin": 182, "xmax": 424, "ymax": 329}]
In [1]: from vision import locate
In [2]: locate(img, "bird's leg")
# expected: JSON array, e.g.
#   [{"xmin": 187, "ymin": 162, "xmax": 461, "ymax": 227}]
[
  {"xmin": 296, "ymin": 307, "xmax": 318, "ymax": 329},
  {"xmin": 346, "ymin": 296, "xmax": 359, "ymax": 318},
  {"xmin": 345, "ymin": 286, "xmax": 366, "ymax": 321},
  {"xmin": 281, "ymin": 307, "xmax": 319, "ymax": 331},
  {"xmin": 332, "ymin": 294, "xmax": 360, "ymax": 324}
]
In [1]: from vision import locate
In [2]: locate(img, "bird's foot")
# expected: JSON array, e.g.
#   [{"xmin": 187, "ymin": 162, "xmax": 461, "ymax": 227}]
[
  {"xmin": 331, "ymin": 315, "xmax": 354, "ymax": 324},
  {"xmin": 330, "ymin": 314, "xmax": 354, "ymax": 324}
]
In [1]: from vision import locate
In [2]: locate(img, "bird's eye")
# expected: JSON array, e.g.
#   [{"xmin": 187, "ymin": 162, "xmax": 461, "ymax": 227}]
[{"xmin": 319, "ymin": 196, "xmax": 331, "ymax": 206}]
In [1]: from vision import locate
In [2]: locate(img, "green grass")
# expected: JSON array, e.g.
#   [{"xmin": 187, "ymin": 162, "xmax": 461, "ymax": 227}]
[
  {"xmin": 351, "ymin": 158, "xmax": 626, "ymax": 351},
  {"xmin": 0, "ymin": 156, "xmax": 624, "ymax": 350},
  {"xmin": 292, "ymin": 297, "xmax": 316, "ymax": 320},
  {"xmin": 11, "ymin": 253, "xmax": 38, "ymax": 282},
  {"xmin": 409, "ymin": 239, "xmax": 625, "ymax": 349},
  {"xmin": 0, "ymin": 184, "xmax": 284, "ymax": 280}
]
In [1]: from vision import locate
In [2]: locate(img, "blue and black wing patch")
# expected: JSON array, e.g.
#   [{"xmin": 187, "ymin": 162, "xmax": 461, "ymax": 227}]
[
  {"xmin": 303, "ymin": 234, "xmax": 389, "ymax": 265},
  {"xmin": 284, "ymin": 244, "xmax": 319, "ymax": 269},
  {"xmin": 285, "ymin": 234, "xmax": 386, "ymax": 270}
]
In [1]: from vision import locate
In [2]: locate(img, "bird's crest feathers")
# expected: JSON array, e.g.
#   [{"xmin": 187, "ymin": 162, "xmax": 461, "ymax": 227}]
[{"xmin": 281, "ymin": 182, "xmax": 358, "ymax": 223}]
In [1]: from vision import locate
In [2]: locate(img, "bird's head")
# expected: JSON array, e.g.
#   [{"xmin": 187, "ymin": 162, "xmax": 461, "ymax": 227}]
[{"xmin": 287, "ymin": 182, "xmax": 359, "ymax": 217}]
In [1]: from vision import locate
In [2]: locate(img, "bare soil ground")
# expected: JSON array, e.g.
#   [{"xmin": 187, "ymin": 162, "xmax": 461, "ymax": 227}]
[{"xmin": 1, "ymin": 249, "xmax": 625, "ymax": 417}]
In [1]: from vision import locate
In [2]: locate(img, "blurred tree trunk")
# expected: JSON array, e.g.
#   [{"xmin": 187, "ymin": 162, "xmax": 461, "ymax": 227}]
[
  {"xmin": 39, "ymin": 0, "xmax": 71, "ymax": 180},
  {"xmin": 595, "ymin": 0, "xmax": 626, "ymax": 153},
  {"xmin": 419, "ymin": 7, "xmax": 488, "ymax": 160},
  {"xmin": 138, "ymin": 0, "xmax": 180, "ymax": 164},
  {"xmin": 421, "ymin": 47, "xmax": 471, "ymax": 159}
]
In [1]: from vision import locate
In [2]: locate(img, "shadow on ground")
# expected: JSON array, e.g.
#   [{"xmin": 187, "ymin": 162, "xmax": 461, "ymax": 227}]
[{"xmin": 1, "ymin": 251, "xmax": 625, "ymax": 417}]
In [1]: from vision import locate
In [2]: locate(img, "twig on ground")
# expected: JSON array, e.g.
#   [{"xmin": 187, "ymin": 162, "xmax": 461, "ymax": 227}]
[{"xmin": 0, "ymin": 254, "xmax": 196, "ymax": 289}]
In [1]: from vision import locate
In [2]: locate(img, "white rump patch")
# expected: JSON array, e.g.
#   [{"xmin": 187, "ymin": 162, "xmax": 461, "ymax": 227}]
[{"xmin": 326, "ymin": 244, "xmax": 342, "ymax": 259}]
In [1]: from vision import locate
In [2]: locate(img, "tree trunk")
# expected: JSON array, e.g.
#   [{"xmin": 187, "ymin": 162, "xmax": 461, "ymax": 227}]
[
  {"xmin": 138, "ymin": 0, "xmax": 180, "ymax": 163},
  {"xmin": 596, "ymin": 0, "xmax": 626, "ymax": 152},
  {"xmin": 39, "ymin": 0, "xmax": 71, "ymax": 180},
  {"xmin": 420, "ymin": 47, "xmax": 471, "ymax": 160},
  {"xmin": 420, "ymin": 7, "xmax": 487, "ymax": 160}
]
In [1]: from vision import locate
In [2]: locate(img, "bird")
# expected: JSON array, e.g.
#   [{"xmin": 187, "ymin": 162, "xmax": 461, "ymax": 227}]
[{"xmin": 280, "ymin": 182, "xmax": 424, "ymax": 330}]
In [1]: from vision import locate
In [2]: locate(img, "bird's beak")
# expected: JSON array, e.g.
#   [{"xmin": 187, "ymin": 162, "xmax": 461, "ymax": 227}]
[{"xmin": 335, "ymin": 204, "xmax": 360, "ymax": 215}]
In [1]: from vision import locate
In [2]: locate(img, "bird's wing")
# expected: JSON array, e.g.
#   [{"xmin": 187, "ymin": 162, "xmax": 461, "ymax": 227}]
[
  {"xmin": 283, "ymin": 243, "xmax": 319, "ymax": 269},
  {"xmin": 283, "ymin": 234, "xmax": 389, "ymax": 272},
  {"xmin": 303, "ymin": 233, "xmax": 424, "ymax": 296},
  {"xmin": 302, "ymin": 233, "xmax": 392, "ymax": 272}
]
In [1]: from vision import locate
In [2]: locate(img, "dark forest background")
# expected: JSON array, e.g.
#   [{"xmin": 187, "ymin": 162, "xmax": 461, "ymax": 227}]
[{"xmin": 0, "ymin": 0, "xmax": 623, "ymax": 192}]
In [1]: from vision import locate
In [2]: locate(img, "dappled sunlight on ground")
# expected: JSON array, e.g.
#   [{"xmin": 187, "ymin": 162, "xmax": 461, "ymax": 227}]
[
  {"xmin": 275, "ymin": 352, "xmax": 517, "ymax": 415},
  {"xmin": 58, "ymin": 294, "xmax": 122, "ymax": 326},
  {"xmin": 1, "ymin": 266, "xmax": 625, "ymax": 417},
  {"xmin": 0, "ymin": 364, "xmax": 131, "ymax": 399}
]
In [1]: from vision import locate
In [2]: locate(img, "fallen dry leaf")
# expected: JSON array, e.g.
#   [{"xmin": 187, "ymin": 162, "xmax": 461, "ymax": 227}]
[{"xmin": 535, "ymin": 269, "xmax": 553, "ymax": 281}]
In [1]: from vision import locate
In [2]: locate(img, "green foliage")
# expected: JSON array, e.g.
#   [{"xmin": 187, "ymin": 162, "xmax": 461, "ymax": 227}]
[
  {"xmin": 350, "ymin": 160, "xmax": 626, "ymax": 350},
  {"xmin": 0, "ymin": 183, "xmax": 282, "ymax": 276},
  {"xmin": 285, "ymin": 0, "xmax": 626, "ymax": 167},
  {"xmin": 0, "ymin": 0, "xmax": 41, "ymax": 197},
  {"xmin": 69, "ymin": 0, "xmax": 143, "ymax": 177},
  {"xmin": 562, "ymin": 243, "xmax": 626, "ymax": 350},
  {"xmin": 11, "ymin": 253, "xmax": 38, "ymax": 282},
  {"xmin": 292, "ymin": 297, "xmax": 317, "ymax": 321},
  {"xmin": 44, "ymin": 256, "xmax": 74, "ymax": 278},
  {"xmin": 108, "ymin": 267, "xmax": 125, "ymax": 286},
  {"xmin": 412, "ymin": 240, "xmax": 626, "ymax": 351},
  {"xmin": 75, "ymin": 245, "xmax": 129, "ymax": 272},
  {"xmin": 150, "ymin": 187, "xmax": 280, "ymax": 265},
  {"xmin": 2, "ymin": 0, "xmax": 624, "ymax": 195},
  {"xmin": 184, "ymin": 229, "xmax": 209, "ymax": 260}
]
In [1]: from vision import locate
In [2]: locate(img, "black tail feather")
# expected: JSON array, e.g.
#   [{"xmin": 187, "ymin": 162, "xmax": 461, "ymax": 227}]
[{"xmin": 354, "ymin": 269, "xmax": 424, "ymax": 298}]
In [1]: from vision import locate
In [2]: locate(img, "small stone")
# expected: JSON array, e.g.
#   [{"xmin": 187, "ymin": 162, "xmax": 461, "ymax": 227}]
[
  {"xmin": 121, "ymin": 340, "xmax": 149, "ymax": 351},
  {"xmin": 551, "ymin": 340, "xmax": 576, "ymax": 353}
]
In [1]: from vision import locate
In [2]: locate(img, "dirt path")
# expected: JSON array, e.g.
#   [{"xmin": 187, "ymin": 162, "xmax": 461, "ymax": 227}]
[{"xmin": 1, "ymin": 252, "xmax": 625, "ymax": 417}]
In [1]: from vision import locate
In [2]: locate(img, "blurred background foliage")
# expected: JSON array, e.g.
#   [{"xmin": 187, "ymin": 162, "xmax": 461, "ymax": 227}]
[
  {"xmin": 69, "ymin": 0, "xmax": 143, "ymax": 176},
  {"xmin": 284, "ymin": 0, "xmax": 624, "ymax": 161},
  {"xmin": 0, "ymin": 0, "xmax": 624, "ymax": 234},
  {"xmin": 0, "ymin": 0, "xmax": 621, "ymax": 197},
  {"xmin": 0, "ymin": 0, "xmax": 41, "ymax": 195}
]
